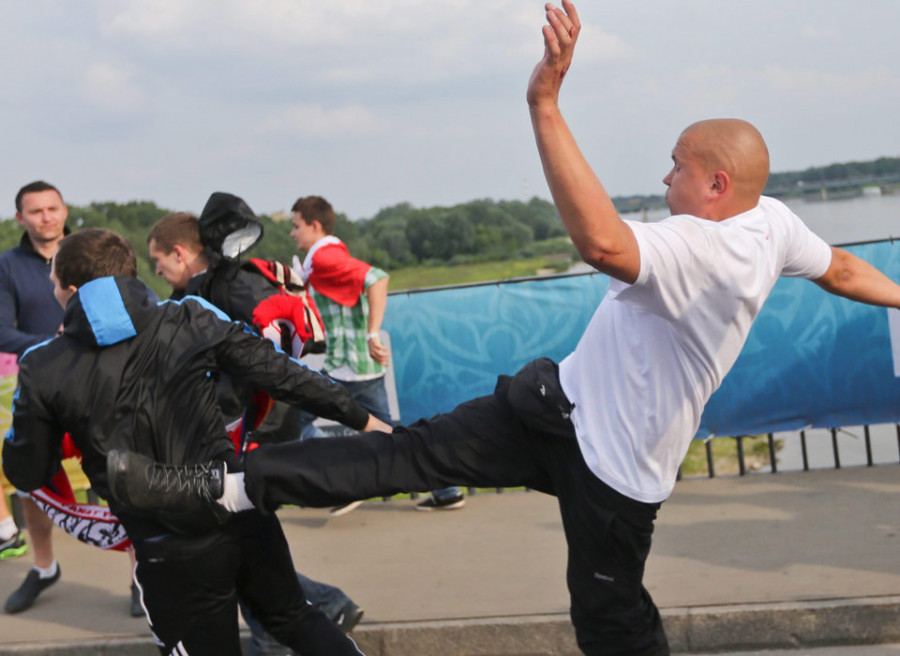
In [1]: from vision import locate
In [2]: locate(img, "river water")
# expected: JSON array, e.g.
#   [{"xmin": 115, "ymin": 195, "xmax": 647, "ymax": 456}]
[
  {"xmin": 782, "ymin": 192, "xmax": 900, "ymax": 245},
  {"xmin": 569, "ymin": 192, "xmax": 900, "ymax": 280},
  {"xmin": 626, "ymin": 191, "xmax": 900, "ymax": 246}
]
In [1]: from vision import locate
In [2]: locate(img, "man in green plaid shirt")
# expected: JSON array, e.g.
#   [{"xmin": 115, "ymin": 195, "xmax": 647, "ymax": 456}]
[
  {"xmin": 313, "ymin": 266, "xmax": 389, "ymax": 379},
  {"xmin": 291, "ymin": 196, "xmax": 465, "ymax": 514}
]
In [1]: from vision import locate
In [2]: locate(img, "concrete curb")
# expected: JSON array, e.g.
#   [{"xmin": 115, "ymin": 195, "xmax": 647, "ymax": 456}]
[
  {"xmin": 664, "ymin": 595, "xmax": 900, "ymax": 653},
  {"xmin": 1, "ymin": 596, "xmax": 899, "ymax": 655}
]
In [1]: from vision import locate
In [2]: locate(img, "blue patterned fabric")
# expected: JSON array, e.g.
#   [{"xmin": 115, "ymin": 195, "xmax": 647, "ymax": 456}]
[
  {"xmin": 701, "ymin": 239, "xmax": 900, "ymax": 437},
  {"xmin": 386, "ymin": 274, "xmax": 610, "ymax": 422},
  {"xmin": 384, "ymin": 239, "xmax": 900, "ymax": 438}
]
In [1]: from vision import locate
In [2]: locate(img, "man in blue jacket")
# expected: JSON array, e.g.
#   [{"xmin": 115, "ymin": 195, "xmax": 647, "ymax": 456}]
[{"xmin": 0, "ymin": 181, "xmax": 140, "ymax": 615}]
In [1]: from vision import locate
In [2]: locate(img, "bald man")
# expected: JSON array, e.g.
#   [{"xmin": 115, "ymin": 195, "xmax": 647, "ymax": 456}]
[{"xmin": 109, "ymin": 2, "xmax": 900, "ymax": 655}]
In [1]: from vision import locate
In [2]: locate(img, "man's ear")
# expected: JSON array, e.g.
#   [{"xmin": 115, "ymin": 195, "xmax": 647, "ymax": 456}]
[
  {"xmin": 171, "ymin": 244, "xmax": 187, "ymax": 261},
  {"xmin": 710, "ymin": 170, "xmax": 731, "ymax": 197}
]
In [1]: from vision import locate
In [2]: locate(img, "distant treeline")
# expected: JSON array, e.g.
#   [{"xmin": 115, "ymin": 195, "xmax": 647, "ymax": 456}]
[
  {"xmin": 328, "ymin": 197, "xmax": 570, "ymax": 271},
  {"xmin": 601, "ymin": 156, "xmax": 900, "ymax": 211},
  {"xmin": 765, "ymin": 156, "xmax": 900, "ymax": 190},
  {"xmin": 0, "ymin": 197, "xmax": 574, "ymax": 299},
  {"xmin": 2, "ymin": 155, "xmax": 896, "ymax": 297}
]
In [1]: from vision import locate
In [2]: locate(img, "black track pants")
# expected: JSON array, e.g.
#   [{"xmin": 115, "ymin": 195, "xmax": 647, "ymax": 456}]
[
  {"xmin": 134, "ymin": 511, "xmax": 363, "ymax": 656},
  {"xmin": 244, "ymin": 358, "xmax": 669, "ymax": 655}
]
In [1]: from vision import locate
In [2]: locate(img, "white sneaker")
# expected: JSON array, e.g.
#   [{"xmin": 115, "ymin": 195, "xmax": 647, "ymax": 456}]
[{"xmin": 329, "ymin": 500, "xmax": 364, "ymax": 517}]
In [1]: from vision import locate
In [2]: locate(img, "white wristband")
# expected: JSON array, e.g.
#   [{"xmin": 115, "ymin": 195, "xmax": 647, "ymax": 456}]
[{"xmin": 366, "ymin": 332, "xmax": 379, "ymax": 341}]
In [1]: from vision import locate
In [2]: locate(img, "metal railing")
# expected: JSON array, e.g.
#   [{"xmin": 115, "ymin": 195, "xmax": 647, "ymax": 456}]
[
  {"xmin": 453, "ymin": 424, "xmax": 900, "ymax": 496},
  {"xmin": 677, "ymin": 423, "xmax": 900, "ymax": 481}
]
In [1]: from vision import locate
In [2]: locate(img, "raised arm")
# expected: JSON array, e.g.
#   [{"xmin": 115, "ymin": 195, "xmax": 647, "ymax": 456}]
[
  {"xmin": 814, "ymin": 246, "xmax": 900, "ymax": 308},
  {"xmin": 527, "ymin": 1, "xmax": 640, "ymax": 283}
]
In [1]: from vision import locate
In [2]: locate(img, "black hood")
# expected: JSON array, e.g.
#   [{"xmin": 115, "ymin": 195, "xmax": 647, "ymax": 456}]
[{"xmin": 198, "ymin": 192, "xmax": 263, "ymax": 260}]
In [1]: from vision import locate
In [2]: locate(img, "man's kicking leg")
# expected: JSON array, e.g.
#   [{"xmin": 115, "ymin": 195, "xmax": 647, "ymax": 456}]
[
  {"xmin": 108, "ymin": 393, "xmax": 550, "ymax": 517},
  {"xmin": 244, "ymin": 392, "xmax": 557, "ymax": 511}
]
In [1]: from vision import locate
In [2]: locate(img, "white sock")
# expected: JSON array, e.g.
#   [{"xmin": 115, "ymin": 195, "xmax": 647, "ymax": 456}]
[
  {"xmin": 217, "ymin": 472, "xmax": 254, "ymax": 513},
  {"xmin": 36, "ymin": 561, "xmax": 58, "ymax": 579},
  {"xmin": 0, "ymin": 517, "xmax": 18, "ymax": 541}
]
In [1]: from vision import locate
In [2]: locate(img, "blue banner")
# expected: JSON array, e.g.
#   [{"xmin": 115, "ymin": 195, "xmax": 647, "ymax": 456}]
[
  {"xmin": 384, "ymin": 239, "xmax": 900, "ymax": 438},
  {"xmin": 699, "ymin": 239, "xmax": 900, "ymax": 437}
]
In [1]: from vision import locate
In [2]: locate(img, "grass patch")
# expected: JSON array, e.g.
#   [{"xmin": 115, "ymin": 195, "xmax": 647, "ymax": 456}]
[
  {"xmin": 681, "ymin": 435, "xmax": 781, "ymax": 477},
  {"xmin": 388, "ymin": 255, "xmax": 576, "ymax": 291}
]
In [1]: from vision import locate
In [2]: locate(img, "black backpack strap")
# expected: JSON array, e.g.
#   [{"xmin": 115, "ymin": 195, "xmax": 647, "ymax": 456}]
[{"xmin": 196, "ymin": 260, "xmax": 243, "ymax": 318}]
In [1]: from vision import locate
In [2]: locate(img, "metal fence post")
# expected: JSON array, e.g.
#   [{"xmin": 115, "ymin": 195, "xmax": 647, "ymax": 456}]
[
  {"xmin": 800, "ymin": 430, "xmax": 810, "ymax": 471},
  {"xmin": 705, "ymin": 440, "xmax": 716, "ymax": 478},
  {"xmin": 767, "ymin": 433, "xmax": 778, "ymax": 473},
  {"xmin": 864, "ymin": 425, "xmax": 874, "ymax": 467},
  {"xmin": 736, "ymin": 436, "xmax": 746, "ymax": 476},
  {"xmin": 831, "ymin": 428, "xmax": 841, "ymax": 469}
]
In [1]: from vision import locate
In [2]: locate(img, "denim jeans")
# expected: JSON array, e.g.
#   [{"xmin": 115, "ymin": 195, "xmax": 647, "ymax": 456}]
[
  {"xmin": 298, "ymin": 409, "xmax": 327, "ymax": 439},
  {"xmin": 336, "ymin": 376, "xmax": 393, "ymax": 424}
]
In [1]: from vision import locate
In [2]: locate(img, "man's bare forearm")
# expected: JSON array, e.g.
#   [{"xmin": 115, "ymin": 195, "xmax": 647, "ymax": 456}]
[
  {"xmin": 365, "ymin": 276, "xmax": 388, "ymax": 335},
  {"xmin": 815, "ymin": 247, "xmax": 900, "ymax": 308},
  {"xmin": 530, "ymin": 102, "xmax": 637, "ymax": 281}
]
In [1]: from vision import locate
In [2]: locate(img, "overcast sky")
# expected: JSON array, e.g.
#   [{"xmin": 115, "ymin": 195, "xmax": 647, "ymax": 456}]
[{"xmin": 2, "ymin": 1, "xmax": 898, "ymax": 220}]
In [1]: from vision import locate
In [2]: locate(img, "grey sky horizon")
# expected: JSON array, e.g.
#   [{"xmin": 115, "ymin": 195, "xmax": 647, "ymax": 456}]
[{"xmin": 3, "ymin": 1, "xmax": 898, "ymax": 220}]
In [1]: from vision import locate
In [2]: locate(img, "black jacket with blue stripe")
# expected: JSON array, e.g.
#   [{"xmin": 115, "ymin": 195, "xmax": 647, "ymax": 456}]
[{"xmin": 2, "ymin": 275, "xmax": 369, "ymax": 539}]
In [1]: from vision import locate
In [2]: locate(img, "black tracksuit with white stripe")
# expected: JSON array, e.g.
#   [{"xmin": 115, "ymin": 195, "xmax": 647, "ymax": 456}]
[{"xmin": 4, "ymin": 275, "xmax": 367, "ymax": 656}]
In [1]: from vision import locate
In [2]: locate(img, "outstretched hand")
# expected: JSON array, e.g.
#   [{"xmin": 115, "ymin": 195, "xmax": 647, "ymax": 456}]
[
  {"xmin": 527, "ymin": 0, "xmax": 581, "ymax": 109},
  {"xmin": 363, "ymin": 415, "xmax": 393, "ymax": 434}
]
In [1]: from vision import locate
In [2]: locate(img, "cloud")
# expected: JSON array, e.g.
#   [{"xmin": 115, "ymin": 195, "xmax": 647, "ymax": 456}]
[
  {"xmin": 254, "ymin": 103, "xmax": 384, "ymax": 138},
  {"xmin": 2, "ymin": 0, "xmax": 897, "ymax": 222},
  {"xmin": 801, "ymin": 24, "xmax": 840, "ymax": 41},
  {"xmin": 760, "ymin": 64, "xmax": 900, "ymax": 97},
  {"xmin": 97, "ymin": 0, "xmax": 637, "ymax": 88},
  {"xmin": 101, "ymin": 1, "xmax": 199, "ymax": 45},
  {"xmin": 576, "ymin": 23, "xmax": 640, "ymax": 65},
  {"xmin": 81, "ymin": 61, "xmax": 146, "ymax": 114},
  {"xmin": 101, "ymin": 0, "xmax": 475, "ymax": 49}
]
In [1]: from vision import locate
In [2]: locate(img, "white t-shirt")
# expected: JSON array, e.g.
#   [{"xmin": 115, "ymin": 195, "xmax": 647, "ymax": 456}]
[{"xmin": 558, "ymin": 196, "xmax": 832, "ymax": 503}]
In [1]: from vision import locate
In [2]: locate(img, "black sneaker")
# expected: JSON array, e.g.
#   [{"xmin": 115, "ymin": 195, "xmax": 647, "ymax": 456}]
[
  {"xmin": 415, "ymin": 493, "xmax": 466, "ymax": 511},
  {"xmin": 130, "ymin": 582, "xmax": 143, "ymax": 617},
  {"xmin": 106, "ymin": 449, "xmax": 229, "ymax": 534},
  {"xmin": 0, "ymin": 532, "xmax": 27, "ymax": 560},
  {"xmin": 332, "ymin": 600, "xmax": 364, "ymax": 633},
  {"xmin": 5, "ymin": 566, "xmax": 61, "ymax": 614}
]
